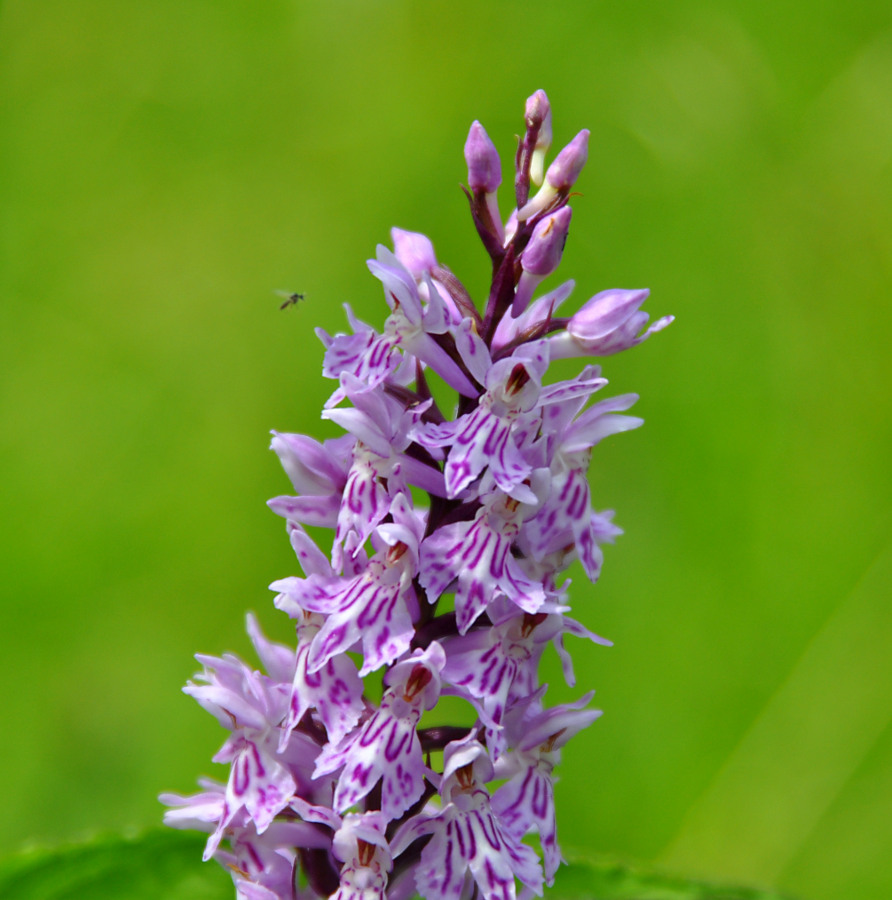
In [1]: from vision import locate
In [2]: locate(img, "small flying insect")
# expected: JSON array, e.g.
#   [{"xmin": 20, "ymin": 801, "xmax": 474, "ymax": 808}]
[{"xmin": 276, "ymin": 290, "xmax": 305, "ymax": 310}]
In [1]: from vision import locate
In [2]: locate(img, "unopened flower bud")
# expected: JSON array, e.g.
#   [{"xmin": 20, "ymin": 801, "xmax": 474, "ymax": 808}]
[
  {"xmin": 546, "ymin": 129, "xmax": 589, "ymax": 192},
  {"xmin": 465, "ymin": 121, "xmax": 504, "ymax": 246},
  {"xmin": 512, "ymin": 206, "xmax": 572, "ymax": 316},
  {"xmin": 550, "ymin": 287, "xmax": 674, "ymax": 357},
  {"xmin": 464, "ymin": 121, "xmax": 502, "ymax": 194},
  {"xmin": 525, "ymin": 90, "xmax": 553, "ymax": 187},
  {"xmin": 518, "ymin": 129, "xmax": 589, "ymax": 221},
  {"xmin": 524, "ymin": 89, "xmax": 550, "ymax": 131},
  {"xmin": 521, "ymin": 206, "xmax": 571, "ymax": 276}
]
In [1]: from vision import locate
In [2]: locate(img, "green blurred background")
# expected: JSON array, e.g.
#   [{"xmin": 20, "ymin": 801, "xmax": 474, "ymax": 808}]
[{"xmin": 2, "ymin": 1, "xmax": 890, "ymax": 898}]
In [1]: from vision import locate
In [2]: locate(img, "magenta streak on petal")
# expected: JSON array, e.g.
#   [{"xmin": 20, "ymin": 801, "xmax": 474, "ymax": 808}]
[
  {"xmin": 510, "ymin": 768, "xmax": 536, "ymax": 821},
  {"xmin": 467, "ymin": 814, "xmax": 483, "ymax": 860},
  {"xmin": 443, "ymin": 529, "xmax": 470, "ymax": 564},
  {"xmin": 342, "ymin": 578, "xmax": 376, "ymax": 617},
  {"xmin": 462, "ymin": 526, "xmax": 492, "ymax": 570},
  {"xmin": 332, "ymin": 350, "xmax": 360, "ymax": 369},
  {"xmin": 457, "ymin": 409, "xmax": 488, "ymax": 445},
  {"xmin": 447, "ymin": 459, "xmax": 472, "ymax": 495},
  {"xmin": 359, "ymin": 713, "xmax": 392, "ymax": 748},
  {"xmin": 460, "ymin": 587, "xmax": 488, "ymax": 633},
  {"xmin": 329, "ymin": 678, "xmax": 349, "ymax": 703},
  {"xmin": 249, "ymin": 741, "xmax": 266, "ymax": 778},
  {"xmin": 477, "ymin": 648, "xmax": 501, "ymax": 693},
  {"xmin": 318, "ymin": 622, "xmax": 349, "ymax": 659},
  {"xmin": 489, "ymin": 538, "xmax": 508, "ymax": 579},
  {"xmin": 350, "ymin": 762, "xmax": 373, "ymax": 789},
  {"xmin": 384, "ymin": 725, "xmax": 411, "ymax": 762},
  {"xmin": 347, "ymin": 476, "xmax": 366, "ymax": 513},
  {"xmin": 484, "ymin": 857, "xmax": 510, "ymax": 900},
  {"xmin": 390, "ymin": 761, "xmax": 412, "ymax": 799},
  {"xmin": 490, "ymin": 661, "xmax": 515, "ymax": 703},
  {"xmin": 245, "ymin": 841, "xmax": 263, "ymax": 872},
  {"xmin": 358, "ymin": 583, "xmax": 395, "ymax": 627},
  {"xmin": 454, "ymin": 814, "xmax": 468, "ymax": 861},
  {"xmin": 369, "ymin": 335, "xmax": 394, "ymax": 369},
  {"xmin": 392, "ymin": 780, "xmax": 420, "ymax": 819},
  {"xmin": 578, "ymin": 530, "xmax": 598, "ymax": 577},
  {"xmin": 340, "ymin": 575, "xmax": 375, "ymax": 608},
  {"xmin": 531, "ymin": 771, "xmax": 549, "ymax": 819},
  {"xmin": 303, "ymin": 664, "xmax": 323, "ymax": 689},
  {"xmin": 444, "ymin": 819, "xmax": 456, "ymax": 889},
  {"xmin": 232, "ymin": 753, "xmax": 249, "ymax": 797},
  {"xmin": 462, "ymin": 528, "xmax": 493, "ymax": 570},
  {"xmin": 566, "ymin": 480, "xmax": 587, "ymax": 520},
  {"xmin": 476, "ymin": 808, "xmax": 501, "ymax": 851},
  {"xmin": 483, "ymin": 420, "xmax": 509, "ymax": 458},
  {"xmin": 374, "ymin": 626, "xmax": 391, "ymax": 653}
]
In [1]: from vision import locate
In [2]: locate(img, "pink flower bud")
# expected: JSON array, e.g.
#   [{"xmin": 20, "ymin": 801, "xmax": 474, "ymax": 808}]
[
  {"xmin": 525, "ymin": 90, "xmax": 553, "ymax": 186},
  {"xmin": 464, "ymin": 120, "xmax": 502, "ymax": 194},
  {"xmin": 512, "ymin": 206, "xmax": 572, "ymax": 316},
  {"xmin": 518, "ymin": 129, "xmax": 590, "ymax": 220},
  {"xmin": 521, "ymin": 206, "xmax": 571, "ymax": 277},
  {"xmin": 524, "ymin": 89, "xmax": 551, "ymax": 130},
  {"xmin": 550, "ymin": 287, "xmax": 673, "ymax": 356},
  {"xmin": 545, "ymin": 129, "xmax": 589, "ymax": 192}
]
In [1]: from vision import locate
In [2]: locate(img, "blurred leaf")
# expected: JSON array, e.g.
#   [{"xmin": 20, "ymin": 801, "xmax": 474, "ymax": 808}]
[
  {"xmin": 0, "ymin": 830, "xmax": 230, "ymax": 900},
  {"xmin": 0, "ymin": 830, "xmax": 797, "ymax": 900},
  {"xmin": 557, "ymin": 854, "xmax": 798, "ymax": 899}
]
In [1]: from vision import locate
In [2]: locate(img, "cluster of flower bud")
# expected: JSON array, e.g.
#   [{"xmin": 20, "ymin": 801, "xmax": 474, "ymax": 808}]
[{"xmin": 162, "ymin": 90, "xmax": 671, "ymax": 900}]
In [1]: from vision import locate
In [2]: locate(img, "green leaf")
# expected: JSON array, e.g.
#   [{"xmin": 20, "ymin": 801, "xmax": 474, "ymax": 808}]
[
  {"xmin": 0, "ymin": 829, "xmax": 231, "ymax": 900},
  {"xmin": 0, "ymin": 831, "xmax": 799, "ymax": 900},
  {"xmin": 553, "ymin": 854, "xmax": 799, "ymax": 900}
]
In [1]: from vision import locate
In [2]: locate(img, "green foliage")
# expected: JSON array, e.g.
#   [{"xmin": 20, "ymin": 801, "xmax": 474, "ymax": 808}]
[
  {"xmin": 558, "ymin": 855, "xmax": 797, "ymax": 900},
  {"xmin": 0, "ymin": 831, "xmax": 230, "ymax": 900},
  {"xmin": 0, "ymin": 830, "xmax": 797, "ymax": 900}
]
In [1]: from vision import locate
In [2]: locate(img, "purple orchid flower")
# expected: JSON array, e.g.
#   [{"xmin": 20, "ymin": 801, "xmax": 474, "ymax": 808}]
[
  {"xmin": 416, "ymin": 342, "xmax": 548, "ymax": 500},
  {"xmin": 522, "ymin": 392, "xmax": 642, "ymax": 580},
  {"xmin": 392, "ymin": 735, "xmax": 543, "ymax": 900},
  {"xmin": 493, "ymin": 691, "xmax": 603, "ymax": 883},
  {"xmin": 274, "ymin": 496, "xmax": 424, "ymax": 677},
  {"xmin": 290, "ymin": 799, "xmax": 395, "ymax": 900},
  {"xmin": 314, "ymin": 643, "xmax": 447, "ymax": 822},
  {"xmin": 419, "ymin": 488, "xmax": 550, "ymax": 633},
  {"xmin": 180, "ymin": 649, "xmax": 314, "ymax": 859},
  {"xmin": 164, "ymin": 90, "xmax": 670, "ymax": 899},
  {"xmin": 267, "ymin": 432, "xmax": 353, "ymax": 528}
]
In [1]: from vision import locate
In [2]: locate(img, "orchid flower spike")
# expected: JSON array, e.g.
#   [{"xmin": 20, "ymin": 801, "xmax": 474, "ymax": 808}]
[{"xmin": 164, "ymin": 92, "xmax": 671, "ymax": 900}]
